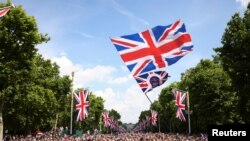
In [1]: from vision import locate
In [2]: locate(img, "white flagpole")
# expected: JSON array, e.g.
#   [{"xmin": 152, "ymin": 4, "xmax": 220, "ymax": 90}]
[
  {"xmin": 144, "ymin": 93, "xmax": 153, "ymax": 104},
  {"xmin": 70, "ymin": 72, "xmax": 74, "ymax": 135}
]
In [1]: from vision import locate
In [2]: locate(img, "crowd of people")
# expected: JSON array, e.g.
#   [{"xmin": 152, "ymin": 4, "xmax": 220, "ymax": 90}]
[{"xmin": 3, "ymin": 132, "xmax": 208, "ymax": 141}]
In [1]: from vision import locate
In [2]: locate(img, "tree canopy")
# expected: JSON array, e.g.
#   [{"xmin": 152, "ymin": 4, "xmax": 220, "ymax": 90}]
[
  {"xmin": 137, "ymin": 3, "xmax": 250, "ymax": 133},
  {"xmin": 3, "ymin": 55, "xmax": 72, "ymax": 134},
  {"xmin": 214, "ymin": 3, "xmax": 250, "ymax": 123},
  {"xmin": 1, "ymin": 0, "xmax": 250, "ymax": 136},
  {"xmin": 0, "ymin": 2, "xmax": 49, "ymax": 138},
  {"xmin": 138, "ymin": 59, "xmax": 238, "ymax": 133}
]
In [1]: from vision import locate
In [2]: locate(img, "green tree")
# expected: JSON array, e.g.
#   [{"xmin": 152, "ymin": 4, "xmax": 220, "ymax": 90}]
[
  {"xmin": 58, "ymin": 95, "xmax": 71, "ymax": 129},
  {"xmin": 100, "ymin": 108, "xmax": 122, "ymax": 134},
  {"xmin": 158, "ymin": 83, "xmax": 186, "ymax": 133},
  {"xmin": 109, "ymin": 109, "xmax": 121, "ymax": 121},
  {"xmin": 214, "ymin": 4, "xmax": 250, "ymax": 123},
  {"xmin": 149, "ymin": 101, "xmax": 162, "ymax": 132},
  {"xmin": 138, "ymin": 110, "xmax": 150, "ymax": 122},
  {"xmin": 87, "ymin": 94, "xmax": 105, "ymax": 132},
  {"xmin": 72, "ymin": 91, "xmax": 104, "ymax": 133},
  {"xmin": 0, "ymin": 2, "xmax": 49, "ymax": 138},
  {"xmin": 182, "ymin": 59, "xmax": 237, "ymax": 132},
  {"xmin": 137, "ymin": 110, "xmax": 150, "ymax": 132},
  {"xmin": 50, "ymin": 71, "xmax": 72, "ymax": 131},
  {"xmin": 151, "ymin": 59, "xmax": 237, "ymax": 133},
  {"xmin": 3, "ymin": 55, "xmax": 71, "ymax": 134}
]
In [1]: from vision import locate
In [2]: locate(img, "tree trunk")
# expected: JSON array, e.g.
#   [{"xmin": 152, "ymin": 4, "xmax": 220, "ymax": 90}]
[
  {"xmin": 54, "ymin": 113, "xmax": 58, "ymax": 130},
  {"xmin": 0, "ymin": 102, "xmax": 3, "ymax": 140},
  {"xmin": 53, "ymin": 113, "xmax": 59, "ymax": 138}
]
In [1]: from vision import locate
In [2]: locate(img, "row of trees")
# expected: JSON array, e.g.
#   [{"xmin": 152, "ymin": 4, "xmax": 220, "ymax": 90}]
[
  {"xmin": 137, "ymin": 3, "xmax": 250, "ymax": 133},
  {"xmin": 1, "ymin": 0, "xmax": 249, "ymax": 137},
  {"xmin": 1, "ymin": 1, "xmax": 50, "ymax": 138},
  {"xmin": 0, "ymin": 1, "xmax": 123, "ymax": 138}
]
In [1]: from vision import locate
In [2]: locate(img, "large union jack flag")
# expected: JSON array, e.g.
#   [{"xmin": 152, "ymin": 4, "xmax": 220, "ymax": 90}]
[
  {"xmin": 74, "ymin": 90, "xmax": 89, "ymax": 121},
  {"xmin": 174, "ymin": 90, "xmax": 186, "ymax": 121},
  {"xmin": 102, "ymin": 111, "xmax": 110, "ymax": 127},
  {"xmin": 151, "ymin": 110, "xmax": 158, "ymax": 126},
  {"xmin": 134, "ymin": 71, "xmax": 169, "ymax": 93},
  {"xmin": 110, "ymin": 20, "xmax": 193, "ymax": 76},
  {"xmin": 0, "ymin": 7, "xmax": 10, "ymax": 19}
]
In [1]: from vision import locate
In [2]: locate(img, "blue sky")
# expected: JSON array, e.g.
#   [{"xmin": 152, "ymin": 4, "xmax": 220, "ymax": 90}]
[{"xmin": 7, "ymin": 0, "xmax": 249, "ymax": 123}]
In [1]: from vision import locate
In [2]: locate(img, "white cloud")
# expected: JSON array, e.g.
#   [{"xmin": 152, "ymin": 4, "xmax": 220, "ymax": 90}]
[
  {"xmin": 52, "ymin": 55, "xmax": 116, "ymax": 87},
  {"xmin": 51, "ymin": 55, "xmax": 133, "ymax": 89},
  {"xmin": 95, "ymin": 85, "xmax": 156, "ymax": 123},
  {"xmin": 236, "ymin": 0, "xmax": 250, "ymax": 8},
  {"xmin": 75, "ymin": 65, "xmax": 116, "ymax": 88},
  {"xmin": 51, "ymin": 55, "xmax": 170, "ymax": 123},
  {"xmin": 108, "ymin": 76, "xmax": 131, "ymax": 84},
  {"xmin": 120, "ymin": 65, "xmax": 129, "ymax": 72},
  {"xmin": 52, "ymin": 55, "xmax": 82, "ymax": 75},
  {"xmin": 39, "ymin": 51, "xmax": 169, "ymax": 123}
]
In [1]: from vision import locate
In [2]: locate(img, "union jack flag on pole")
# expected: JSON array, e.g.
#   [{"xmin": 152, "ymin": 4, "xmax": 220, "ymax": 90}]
[
  {"xmin": 74, "ymin": 90, "xmax": 89, "ymax": 121},
  {"xmin": 0, "ymin": 7, "xmax": 10, "ymax": 19},
  {"xmin": 109, "ymin": 117, "xmax": 115, "ymax": 129},
  {"xmin": 134, "ymin": 71, "xmax": 169, "ymax": 93},
  {"xmin": 142, "ymin": 119, "xmax": 147, "ymax": 129},
  {"xmin": 102, "ymin": 111, "xmax": 110, "ymax": 127},
  {"xmin": 0, "ymin": 3, "xmax": 15, "ymax": 19},
  {"xmin": 110, "ymin": 20, "xmax": 193, "ymax": 77},
  {"xmin": 145, "ymin": 116, "xmax": 151, "ymax": 127},
  {"xmin": 151, "ymin": 110, "xmax": 158, "ymax": 126},
  {"xmin": 174, "ymin": 89, "xmax": 187, "ymax": 121}
]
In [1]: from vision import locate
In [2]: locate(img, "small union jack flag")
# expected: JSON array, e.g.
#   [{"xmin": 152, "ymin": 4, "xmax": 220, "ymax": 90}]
[
  {"xmin": 0, "ymin": 7, "xmax": 10, "ymax": 19},
  {"xmin": 102, "ymin": 111, "xmax": 110, "ymax": 127},
  {"xmin": 109, "ymin": 117, "xmax": 115, "ymax": 129},
  {"xmin": 145, "ymin": 116, "xmax": 151, "ymax": 127},
  {"xmin": 151, "ymin": 110, "xmax": 158, "ymax": 126},
  {"xmin": 74, "ymin": 90, "xmax": 89, "ymax": 121},
  {"xmin": 134, "ymin": 71, "xmax": 169, "ymax": 93},
  {"xmin": 142, "ymin": 119, "xmax": 147, "ymax": 129},
  {"xmin": 174, "ymin": 89, "xmax": 186, "ymax": 121},
  {"xmin": 113, "ymin": 120, "xmax": 119, "ymax": 129},
  {"xmin": 110, "ymin": 20, "xmax": 193, "ymax": 77}
]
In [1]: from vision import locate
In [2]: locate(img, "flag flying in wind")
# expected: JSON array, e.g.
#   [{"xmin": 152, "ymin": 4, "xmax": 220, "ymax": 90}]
[
  {"xmin": 0, "ymin": 7, "xmax": 10, "ymax": 19},
  {"xmin": 109, "ymin": 117, "xmax": 116, "ymax": 129},
  {"xmin": 151, "ymin": 110, "xmax": 158, "ymax": 126},
  {"xmin": 145, "ymin": 116, "xmax": 151, "ymax": 127},
  {"xmin": 110, "ymin": 20, "xmax": 193, "ymax": 77},
  {"xmin": 134, "ymin": 71, "xmax": 169, "ymax": 93},
  {"xmin": 102, "ymin": 111, "xmax": 110, "ymax": 127},
  {"xmin": 174, "ymin": 89, "xmax": 186, "ymax": 121},
  {"xmin": 74, "ymin": 90, "xmax": 89, "ymax": 121}
]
